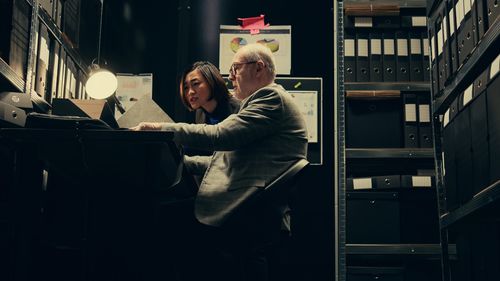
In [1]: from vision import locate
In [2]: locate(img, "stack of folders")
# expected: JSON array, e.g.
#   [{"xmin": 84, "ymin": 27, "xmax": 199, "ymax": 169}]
[
  {"xmin": 344, "ymin": 13, "xmax": 430, "ymax": 83},
  {"xmin": 402, "ymin": 92, "xmax": 433, "ymax": 148},
  {"xmin": 429, "ymin": 0, "xmax": 500, "ymax": 97},
  {"xmin": 345, "ymin": 91, "xmax": 433, "ymax": 148},
  {"xmin": 347, "ymin": 175, "xmax": 435, "ymax": 190},
  {"xmin": 441, "ymin": 54, "xmax": 499, "ymax": 211}
]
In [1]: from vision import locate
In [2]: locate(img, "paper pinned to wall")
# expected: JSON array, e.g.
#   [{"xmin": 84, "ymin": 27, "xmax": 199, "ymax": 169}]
[
  {"xmin": 219, "ymin": 25, "xmax": 291, "ymax": 75},
  {"xmin": 289, "ymin": 90, "xmax": 318, "ymax": 143},
  {"xmin": 115, "ymin": 73, "xmax": 153, "ymax": 119}
]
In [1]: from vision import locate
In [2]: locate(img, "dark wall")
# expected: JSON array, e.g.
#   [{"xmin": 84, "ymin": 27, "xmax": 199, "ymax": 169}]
[{"xmin": 102, "ymin": 1, "xmax": 335, "ymax": 279}]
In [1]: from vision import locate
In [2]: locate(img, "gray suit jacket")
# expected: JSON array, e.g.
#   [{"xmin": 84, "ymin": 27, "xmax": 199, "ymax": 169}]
[{"xmin": 162, "ymin": 83, "xmax": 308, "ymax": 226}]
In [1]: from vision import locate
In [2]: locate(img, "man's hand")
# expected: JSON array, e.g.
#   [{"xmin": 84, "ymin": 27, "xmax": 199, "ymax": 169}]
[{"xmin": 130, "ymin": 122, "xmax": 163, "ymax": 131}]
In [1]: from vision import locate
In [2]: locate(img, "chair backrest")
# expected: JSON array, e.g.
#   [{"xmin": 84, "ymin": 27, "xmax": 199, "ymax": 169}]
[
  {"xmin": 223, "ymin": 158, "xmax": 310, "ymax": 238},
  {"xmin": 264, "ymin": 158, "xmax": 310, "ymax": 193}
]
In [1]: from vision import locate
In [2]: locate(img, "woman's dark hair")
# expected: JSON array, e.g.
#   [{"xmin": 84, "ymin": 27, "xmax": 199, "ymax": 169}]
[{"xmin": 179, "ymin": 61, "xmax": 231, "ymax": 111}]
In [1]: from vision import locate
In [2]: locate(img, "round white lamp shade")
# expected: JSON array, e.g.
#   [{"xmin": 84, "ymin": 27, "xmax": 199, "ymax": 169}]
[{"xmin": 85, "ymin": 67, "xmax": 118, "ymax": 99}]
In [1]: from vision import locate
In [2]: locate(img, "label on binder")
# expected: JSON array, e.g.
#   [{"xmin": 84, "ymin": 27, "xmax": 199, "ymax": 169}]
[
  {"xmin": 443, "ymin": 109, "xmax": 450, "ymax": 127},
  {"xmin": 412, "ymin": 176, "xmax": 432, "ymax": 187},
  {"xmin": 411, "ymin": 39, "xmax": 422, "ymax": 54},
  {"xmin": 463, "ymin": 84, "xmax": 473, "ymax": 106},
  {"xmin": 425, "ymin": 38, "xmax": 431, "ymax": 57},
  {"xmin": 371, "ymin": 39, "xmax": 382, "ymax": 55},
  {"xmin": 405, "ymin": 104, "xmax": 417, "ymax": 122},
  {"xmin": 419, "ymin": 104, "xmax": 431, "ymax": 122},
  {"xmin": 411, "ymin": 16, "xmax": 427, "ymax": 27},
  {"xmin": 449, "ymin": 8, "xmax": 455, "ymax": 36},
  {"xmin": 397, "ymin": 39, "xmax": 408, "ymax": 56},
  {"xmin": 345, "ymin": 39, "xmax": 355, "ymax": 56},
  {"xmin": 464, "ymin": 0, "xmax": 471, "ymax": 16},
  {"xmin": 358, "ymin": 39, "xmax": 369, "ymax": 57},
  {"xmin": 456, "ymin": 0, "xmax": 464, "ymax": 25},
  {"xmin": 355, "ymin": 17, "xmax": 373, "ymax": 27},
  {"xmin": 490, "ymin": 54, "xmax": 500, "ymax": 79},
  {"xmin": 353, "ymin": 178, "xmax": 373, "ymax": 190},
  {"xmin": 384, "ymin": 39, "xmax": 395, "ymax": 55},
  {"xmin": 437, "ymin": 29, "xmax": 443, "ymax": 56}
]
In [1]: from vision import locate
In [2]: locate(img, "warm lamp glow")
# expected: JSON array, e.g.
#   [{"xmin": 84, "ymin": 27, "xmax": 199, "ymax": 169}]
[{"xmin": 85, "ymin": 65, "xmax": 118, "ymax": 99}]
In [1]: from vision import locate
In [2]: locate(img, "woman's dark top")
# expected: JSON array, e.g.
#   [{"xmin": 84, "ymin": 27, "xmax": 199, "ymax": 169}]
[
  {"xmin": 184, "ymin": 95, "xmax": 240, "ymax": 156},
  {"xmin": 194, "ymin": 95, "xmax": 240, "ymax": 125}
]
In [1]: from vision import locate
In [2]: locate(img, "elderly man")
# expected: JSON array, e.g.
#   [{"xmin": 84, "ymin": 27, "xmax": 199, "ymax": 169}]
[{"xmin": 133, "ymin": 43, "xmax": 307, "ymax": 280}]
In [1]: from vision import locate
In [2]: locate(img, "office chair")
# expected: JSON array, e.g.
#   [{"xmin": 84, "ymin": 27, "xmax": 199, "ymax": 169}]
[{"xmin": 222, "ymin": 158, "xmax": 310, "ymax": 281}]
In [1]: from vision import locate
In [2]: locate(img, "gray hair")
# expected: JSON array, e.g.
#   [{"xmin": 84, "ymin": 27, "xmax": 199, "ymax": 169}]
[{"xmin": 238, "ymin": 43, "xmax": 276, "ymax": 78}]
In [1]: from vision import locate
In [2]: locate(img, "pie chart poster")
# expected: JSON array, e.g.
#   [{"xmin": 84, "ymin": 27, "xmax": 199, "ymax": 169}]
[{"xmin": 219, "ymin": 25, "xmax": 291, "ymax": 75}]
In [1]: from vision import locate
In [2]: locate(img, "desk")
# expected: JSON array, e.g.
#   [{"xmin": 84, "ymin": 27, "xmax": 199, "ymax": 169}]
[{"xmin": 0, "ymin": 128, "xmax": 183, "ymax": 281}]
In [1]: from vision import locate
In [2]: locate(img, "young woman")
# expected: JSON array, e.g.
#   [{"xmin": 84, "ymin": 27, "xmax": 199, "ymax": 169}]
[{"xmin": 179, "ymin": 61, "xmax": 239, "ymax": 126}]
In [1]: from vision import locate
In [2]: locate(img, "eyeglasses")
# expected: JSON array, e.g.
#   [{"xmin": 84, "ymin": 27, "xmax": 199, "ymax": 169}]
[{"xmin": 229, "ymin": 61, "xmax": 258, "ymax": 76}]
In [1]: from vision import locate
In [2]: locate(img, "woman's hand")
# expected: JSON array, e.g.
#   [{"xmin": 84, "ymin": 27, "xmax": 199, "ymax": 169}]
[{"xmin": 130, "ymin": 122, "xmax": 163, "ymax": 131}]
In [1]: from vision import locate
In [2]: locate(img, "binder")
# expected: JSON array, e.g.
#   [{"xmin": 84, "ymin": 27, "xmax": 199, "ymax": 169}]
[
  {"xmin": 436, "ymin": 16, "xmax": 446, "ymax": 92},
  {"xmin": 49, "ymin": 42, "xmax": 60, "ymax": 102},
  {"xmin": 410, "ymin": 32, "xmax": 424, "ymax": 81},
  {"xmin": 442, "ymin": 10, "xmax": 452, "ymax": 83},
  {"xmin": 487, "ymin": 72, "xmax": 500, "ymax": 184},
  {"xmin": 473, "ymin": 66, "xmax": 489, "ymax": 97},
  {"xmin": 429, "ymin": 27, "xmax": 440, "ymax": 95},
  {"xmin": 346, "ymin": 98, "xmax": 403, "ymax": 148},
  {"xmin": 396, "ymin": 31, "xmax": 410, "ymax": 82},
  {"xmin": 486, "ymin": 0, "xmax": 500, "ymax": 33},
  {"xmin": 55, "ymin": 0, "xmax": 63, "ymax": 28},
  {"xmin": 346, "ymin": 192, "xmax": 400, "ymax": 243},
  {"xmin": 345, "ymin": 33, "xmax": 356, "ymax": 82},
  {"xmin": 373, "ymin": 175, "xmax": 401, "ymax": 189},
  {"xmin": 356, "ymin": 33, "xmax": 370, "ymax": 82},
  {"xmin": 373, "ymin": 16, "xmax": 400, "ymax": 28},
  {"xmin": 475, "ymin": 0, "xmax": 487, "ymax": 40},
  {"xmin": 35, "ymin": 24, "xmax": 51, "ymax": 100},
  {"xmin": 403, "ymin": 93, "xmax": 419, "ymax": 148},
  {"xmin": 454, "ymin": 93, "xmax": 473, "ymax": 204},
  {"xmin": 455, "ymin": 0, "xmax": 466, "ymax": 68},
  {"xmin": 469, "ymin": 90, "xmax": 490, "ymax": 195},
  {"xmin": 442, "ymin": 105, "xmax": 458, "ymax": 210},
  {"xmin": 64, "ymin": 58, "xmax": 74, "ymax": 98},
  {"xmin": 418, "ymin": 93, "xmax": 433, "ymax": 148},
  {"xmin": 460, "ymin": 0, "xmax": 475, "ymax": 66},
  {"xmin": 57, "ymin": 48, "xmax": 67, "ymax": 98},
  {"xmin": 50, "ymin": 42, "xmax": 60, "ymax": 100},
  {"xmin": 422, "ymin": 36, "xmax": 431, "ymax": 81},
  {"xmin": 471, "ymin": 0, "xmax": 480, "ymax": 47},
  {"xmin": 370, "ymin": 32, "xmax": 384, "ymax": 82},
  {"xmin": 448, "ymin": 1, "xmax": 459, "ymax": 75},
  {"xmin": 383, "ymin": 33, "xmax": 396, "ymax": 82}
]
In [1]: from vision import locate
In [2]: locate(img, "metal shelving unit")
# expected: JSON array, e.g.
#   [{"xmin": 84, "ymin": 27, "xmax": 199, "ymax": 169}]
[
  {"xmin": 342, "ymin": 1, "xmax": 440, "ymax": 280},
  {"xmin": 37, "ymin": 7, "xmax": 89, "ymax": 77},
  {"xmin": 428, "ymin": 0, "xmax": 500, "ymax": 280}
]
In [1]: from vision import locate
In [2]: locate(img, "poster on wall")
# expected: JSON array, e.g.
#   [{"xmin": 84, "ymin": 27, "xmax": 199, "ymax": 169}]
[
  {"xmin": 115, "ymin": 73, "xmax": 153, "ymax": 119},
  {"xmin": 289, "ymin": 90, "xmax": 318, "ymax": 143},
  {"xmin": 219, "ymin": 25, "xmax": 292, "ymax": 75}
]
